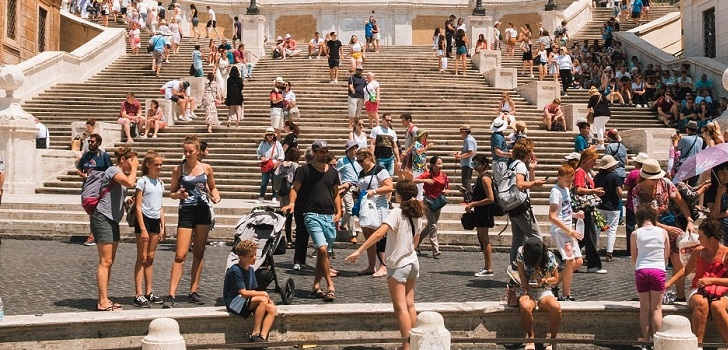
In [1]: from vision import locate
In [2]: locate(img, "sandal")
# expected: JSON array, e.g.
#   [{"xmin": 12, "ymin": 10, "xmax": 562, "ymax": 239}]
[
  {"xmin": 97, "ymin": 302, "xmax": 122, "ymax": 311},
  {"xmin": 312, "ymin": 288, "xmax": 325, "ymax": 298},
  {"xmin": 330, "ymin": 269, "xmax": 339, "ymax": 277},
  {"xmin": 605, "ymin": 254, "xmax": 615, "ymax": 262},
  {"xmin": 323, "ymin": 291, "xmax": 335, "ymax": 302}
]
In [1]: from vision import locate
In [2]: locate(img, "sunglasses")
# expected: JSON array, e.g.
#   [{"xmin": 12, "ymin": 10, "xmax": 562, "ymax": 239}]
[{"xmin": 384, "ymin": 119, "xmax": 392, "ymax": 122}]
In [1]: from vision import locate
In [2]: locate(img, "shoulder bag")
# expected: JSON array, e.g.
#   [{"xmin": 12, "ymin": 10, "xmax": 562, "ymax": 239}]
[
  {"xmin": 424, "ymin": 172, "xmax": 448, "ymax": 212},
  {"xmin": 586, "ymin": 94, "xmax": 601, "ymax": 124},
  {"xmin": 259, "ymin": 142, "xmax": 277, "ymax": 173},
  {"xmin": 126, "ymin": 176, "xmax": 147, "ymax": 227},
  {"xmin": 352, "ymin": 165, "xmax": 379, "ymax": 217},
  {"xmin": 672, "ymin": 135, "xmax": 699, "ymax": 176},
  {"xmin": 571, "ymin": 170, "xmax": 602, "ymax": 211}
]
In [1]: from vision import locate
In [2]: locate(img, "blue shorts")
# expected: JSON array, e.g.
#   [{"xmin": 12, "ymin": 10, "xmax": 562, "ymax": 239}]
[
  {"xmin": 456, "ymin": 46, "xmax": 467, "ymax": 55},
  {"xmin": 304, "ymin": 213, "xmax": 336, "ymax": 249}
]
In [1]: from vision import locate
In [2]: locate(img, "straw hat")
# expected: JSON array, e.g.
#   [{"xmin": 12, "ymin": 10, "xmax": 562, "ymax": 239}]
[
  {"xmin": 490, "ymin": 119, "xmax": 507, "ymax": 132},
  {"xmin": 639, "ymin": 159, "xmax": 666, "ymax": 180},
  {"xmin": 631, "ymin": 152, "xmax": 649, "ymax": 164},
  {"xmin": 416, "ymin": 129, "xmax": 428, "ymax": 139}
]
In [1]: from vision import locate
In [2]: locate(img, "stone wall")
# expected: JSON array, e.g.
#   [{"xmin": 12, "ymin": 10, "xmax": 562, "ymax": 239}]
[
  {"xmin": 1, "ymin": 0, "xmax": 61, "ymax": 65},
  {"xmin": 681, "ymin": 0, "xmax": 728, "ymax": 66},
  {"xmin": 412, "ymin": 15, "xmax": 442, "ymax": 46},
  {"xmin": 59, "ymin": 11, "xmax": 103, "ymax": 52},
  {"xmin": 274, "ymin": 15, "xmax": 317, "ymax": 43}
]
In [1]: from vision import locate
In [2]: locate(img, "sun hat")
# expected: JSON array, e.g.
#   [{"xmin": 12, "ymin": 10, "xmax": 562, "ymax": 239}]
[
  {"xmin": 274, "ymin": 77, "xmax": 285, "ymax": 84},
  {"xmin": 285, "ymin": 34, "xmax": 291, "ymax": 39},
  {"xmin": 631, "ymin": 152, "xmax": 650, "ymax": 164},
  {"xmin": 265, "ymin": 127, "xmax": 275, "ymax": 135},
  {"xmin": 686, "ymin": 120, "xmax": 699, "ymax": 131},
  {"xmin": 312, "ymin": 140, "xmax": 330, "ymax": 152},
  {"xmin": 276, "ymin": 36, "xmax": 283, "ymax": 41},
  {"xmin": 416, "ymin": 129, "xmax": 428, "ymax": 139},
  {"xmin": 344, "ymin": 139, "xmax": 359, "ymax": 152},
  {"xmin": 598, "ymin": 155, "xmax": 619, "ymax": 170},
  {"xmin": 490, "ymin": 119, "xmax": 507, "ymax": 132},
  {"xmin": 564, "ymin": 152, "xmax": 581, "ymax": 161},
  {"xmin": 460, "ymin": 124, "xmax": 471, "ymax": 132},
  {"xmin": 639, "ymin": 159, "xmax": 666, "ymax": 180},
  {"xmin": 606, "ymin": 128, "xmax": 621, "ymax": 142}
]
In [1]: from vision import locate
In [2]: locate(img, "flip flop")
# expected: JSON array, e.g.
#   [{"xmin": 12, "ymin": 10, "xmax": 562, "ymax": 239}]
[{"xmin": 97, "ymin": 303, "xmax": 122, "ymax": 311}]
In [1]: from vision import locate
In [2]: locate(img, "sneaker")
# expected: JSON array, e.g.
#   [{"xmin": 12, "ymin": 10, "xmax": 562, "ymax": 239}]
[
  {"xmin": 147, "ymin": 293, "xmax": 164, "ymax": 304},
  {"xmin": 474, "ymin": 268, "xmax": 494, "ymax": 277},
  {"xmin": 187, "ymin": 292, "xmax": 205, "ymax": 305},
  {"xmin": 162, "ymin": 295, "xmax": 175, "ymax": 309},
  {"xmin": 165, "ymin": 59, "xmax": 170, "ymax": 63},
  {"xmin": 551, "ymin": 286, "xmax": 560, "ymax": 299},
  {"xmin": 586, "ymin": 267, "xmax": 608, "ymax": 274},
  {"xmin": 506, "ymin": 265, "xmax": 521, "ymax": 285},
  {"xmin": 271, "ymin": 198, "xmax": 278, "ymax": 205},
  {"xmin": 189, "ymin": 113, "xmax": 197, "ymax": 118},
  {"xmin": 333, "ymin": 79, "xmax": 338, "ymax": 83},
  {"xmin": 133, "ymin": 295, "xmax": 151, "ymax": 308},
  {"xmin": 250, "ymin": 334, "xmax": 267, "ymax": 342},
  {"xmin": 565, "ymin": 295, "xmax": 576, "ymax": 301},
  {"xmin": 256, "ymin": 197, "xmax": 264, "ymax": 203},
  {"xmin": 563, "ymin": 93, "xmax": 569, "ymax": 97},
  {"xmin": 84, "ymin": 235, "xmax": 96, "ymax": 246},
  {"xmin": 293, "ymin": 263, "xmax": 301, "ymax": 271}
]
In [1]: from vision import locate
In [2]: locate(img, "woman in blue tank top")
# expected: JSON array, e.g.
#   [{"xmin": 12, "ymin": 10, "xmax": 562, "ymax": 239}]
[{"xmin": 162, "ymin": 136, "xmax": 221, "ymax": 308}]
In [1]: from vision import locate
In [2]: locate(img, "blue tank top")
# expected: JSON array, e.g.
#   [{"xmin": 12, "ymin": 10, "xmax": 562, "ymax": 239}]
[{"xmin": 179, "ymin": 162, "xmax": 208, "ymax": 207}]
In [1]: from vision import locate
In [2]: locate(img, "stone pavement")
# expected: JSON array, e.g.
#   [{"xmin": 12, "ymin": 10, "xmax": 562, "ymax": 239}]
[{"xmin": 0, "ymin": 239, "xmax": 643, "ymax": 317}]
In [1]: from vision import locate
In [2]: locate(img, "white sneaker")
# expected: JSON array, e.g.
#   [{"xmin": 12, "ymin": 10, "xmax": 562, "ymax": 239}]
[
  {"xmin": 506, "ymin": 266, "xmax": 521, "ymax": 285},
  {"xmin": 165, "ymin": 59, "xmax": 170, "ymax": 63},
  {"xmin": 189, "ymin": 113, "xmax": 197, "ymax": 118},
  {"xmin": 271, "ymin": 198, "xmax": 278, "ymax": 205},
  {"xmin": 293, "ymin": 263, "xmax": 301, "ymax": 271},
  {"xmin": 256, "ymin": 197, "xmax": 264, "ymax": 203},
  {"xmin": 474, "ymin": 269, "xmax": 494, "ymax": 277},
  {"xmin": 333, "ymin": 79, "xmax": 338, "ymax": 83}
]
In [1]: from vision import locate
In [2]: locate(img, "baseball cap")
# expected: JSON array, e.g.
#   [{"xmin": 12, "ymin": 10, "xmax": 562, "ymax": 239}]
[
  {"xmin": 312, "ymin": 140, "xmax": 330, "ymax": 152},
  {"xmin": 344, "ymin": 139, "xmax": 359, "ymax": 152}
]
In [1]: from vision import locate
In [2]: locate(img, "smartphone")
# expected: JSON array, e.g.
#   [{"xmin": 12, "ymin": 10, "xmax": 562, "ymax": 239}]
[{"xmin": 544, "ymin": 177, "xmax": 550, "ymax": 181}]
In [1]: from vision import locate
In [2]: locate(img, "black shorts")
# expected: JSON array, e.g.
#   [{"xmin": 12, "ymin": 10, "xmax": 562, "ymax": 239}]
[
  {"xmin": 365, "ymin": 36, "xmax": 373, "ymax": 43},
  {"xmin": 328, "ymin": 58, "xmax": 340, "ymax": 69},
  {"xmin": 134, "ymin": 215, "xmax": 162, "ymax": 234},
  {"xmin": 170, "ymin": 96, "xmax": 185, "ymax": 103},
  {"xmin": 121, "ymin": 7, "xmax": 127, "ymax": 15},
  {"xmin": 178, "ymin": 204, "xmax": 211, "ymax": 228},
  {"xmin": 631, "ymin": 11, "xmax": 641, "ymax": 18},
  {"xmin": 206, "ymin": 20, "xmax": 216, "ymax": 28}
]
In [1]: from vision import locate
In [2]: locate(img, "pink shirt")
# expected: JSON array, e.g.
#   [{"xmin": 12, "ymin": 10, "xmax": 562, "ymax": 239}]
[{"xmin": 624, "ymin": 169, "xmax": 640, "ymax": 210}]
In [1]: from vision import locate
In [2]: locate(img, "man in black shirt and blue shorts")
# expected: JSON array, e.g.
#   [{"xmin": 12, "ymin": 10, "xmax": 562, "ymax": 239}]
[
  {"xmin": 282, "ymin": 140, "xmax": 342, "ymax": 302},
  {"xmin": 326, "ymin": 32, "xmax": 343, "ymax": 84}
]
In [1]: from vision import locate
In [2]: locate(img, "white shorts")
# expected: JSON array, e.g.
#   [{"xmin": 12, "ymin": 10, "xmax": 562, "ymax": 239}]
[
  {"xmin": 270, "ymin": 107, "xmax": 284, "ymax": 129},
  {"xmin": 550, "ymin": 229, "xmax": 582, "ymax": 260},
  {"xmin": 373, "ymin": 33, "xmax": 380, "ymax": 40},
  {"xmin": 527, "ymin": 288, "xmax": 555, "ymax": 301}
]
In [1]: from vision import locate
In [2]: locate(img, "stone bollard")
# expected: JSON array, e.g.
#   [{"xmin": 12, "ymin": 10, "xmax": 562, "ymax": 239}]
[
  {"xmin": 653, "ymin": 315, "xmax": 698, "ymax": 350},
  {"xmin": 410, "ymin": 311, "xmax": 451, "ymax": 350},
  {"xmin": 141, "ymin": 317, "xmax": 186, "ymax": 350}
]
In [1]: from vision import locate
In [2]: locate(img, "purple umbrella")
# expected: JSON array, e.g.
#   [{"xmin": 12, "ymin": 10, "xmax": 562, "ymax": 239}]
[{"xmin": 673, "ymin": 143, "xmax": 728, "ymax": 182}]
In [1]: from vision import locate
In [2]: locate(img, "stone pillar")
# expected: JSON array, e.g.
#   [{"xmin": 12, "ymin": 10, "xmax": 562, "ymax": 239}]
[
  {"xmin": 0, "ymin": 66, "xmax": 39, "ymax": 195},
  {"xmin": 515, "ymin": 81, "xmax": 560, "ymax": 109},
  {"xmin": 242, "ymin": 15, "xmax": 266, "ymax": 66},
  {"xmin": 141, "ymin": 318, "xmax": 186, "ymax": 350},
  {"xmin": 410, "ymin": 311, "xmax": 451, "ymax": 350},
  {"xmin": 393, "ymin": 11, "xmax": 413, "ymax": 45},
  {"xmin": 469, "ymin": 15, "xmax": 493, "ymax": 54},
  {"xmin": 562, "ymin": 103, "xmax": 589, "ymax": 131},
  {"xmin": 652, "ymin": 315, "xmax": 698, "ymax": 350},
  {"xmin": 621, "ymin": 128, "xmax": 675, "ymax": 163}
]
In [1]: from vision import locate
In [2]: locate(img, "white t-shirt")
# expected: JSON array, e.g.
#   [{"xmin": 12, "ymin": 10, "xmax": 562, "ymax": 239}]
[
  {"xmin": 208, "ymin": 8, "xmax": 216, "ymax": 21},
  {"xmin": 284, "ymin": 90, "xmax": 296, "ymax": 104},
  {"xmin": 557, "ymin": 54, "xmax": 573, "ymax": 70},
  {"xmin": 136, "ymin": 176, "xmax": 164, "ymax": 219},
  {"xmin": 382, "ymin": 208, "xmax": 422, "ymax": 268},
  {"xmin": 137, "ymin": 2, "xmax": 147, "ymax": 14},
  {"xmin": 364, "ymin": 80, "xmax": 379, "ymax": 102},
  {"xmin": 549, "ymin": 185, "xmax": 572, "ymax": 234},
  {"xmin": 370, "ymin": 126, "xmax": 398, "ymax": 143},
  {"xmin": 514, "ymin": 160, "xmax": 530, "ymax": 195},
  {"xmin": 357, "ymin": 166, "xmax": 390, "ymax": 209},
  {"xmin": 310, "ymin": 37, "xmax": 324, "ymax": 46},
  {"xmin": 163, "ymin": 80, "xmax": 190, "ymax": 99},
  {"xmin": 505, "ymin": 27, "xmax": 517, "ymax": 39},
  {"xmin": 634, "ymin": 225, "xmax": 667, "ymax": 271}
]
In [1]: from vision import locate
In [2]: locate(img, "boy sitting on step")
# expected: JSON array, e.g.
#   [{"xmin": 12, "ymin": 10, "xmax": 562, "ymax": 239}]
[{"xmin": 223, "ymin": 240, "xmax": 277, "ymax": 344}]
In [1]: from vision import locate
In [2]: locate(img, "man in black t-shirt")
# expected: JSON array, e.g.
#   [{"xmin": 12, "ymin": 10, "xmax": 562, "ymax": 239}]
[
  {"xmin": 445, "ymin": 15, "xmax": 456, "ymax": 58},
  {"xmin": 282, "ymin": 140, "xmax": 341, "ymax": 302},
  {"xmin": 325, "ymin": 32, "xmax": 343, "ymax": 84}
]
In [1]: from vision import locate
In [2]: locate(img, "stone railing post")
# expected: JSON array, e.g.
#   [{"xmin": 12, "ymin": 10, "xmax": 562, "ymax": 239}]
[
  {"xmin": 0, "ymin": 65, "xmax": 39, "ymax": 194},
  {"xmin": 141, "ymin": 318, "xmax": 186, "ymax": 350},
  {"xmin": 652, "ymin": 315, "xmax": 698, "ymax": 350},
  {"xmin": 410, "ymin": 311, "xmax": 450, "ymax": 350}
]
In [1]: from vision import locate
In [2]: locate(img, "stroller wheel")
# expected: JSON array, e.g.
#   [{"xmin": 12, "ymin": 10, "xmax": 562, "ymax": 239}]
[{"xmin": 281, "ymin": 278, "xmax": 295, "ymax": 305}]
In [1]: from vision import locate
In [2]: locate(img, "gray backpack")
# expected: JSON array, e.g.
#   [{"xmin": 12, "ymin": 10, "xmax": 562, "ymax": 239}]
[{"xmin": 496, "ymin": 160, "xmax": 529, "ymax": 212}]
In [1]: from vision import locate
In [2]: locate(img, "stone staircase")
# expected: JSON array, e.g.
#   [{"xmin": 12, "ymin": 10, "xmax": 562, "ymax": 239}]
[{"xmin": 4, "ymin": 8, "xmax": 679, "ymax": 248}]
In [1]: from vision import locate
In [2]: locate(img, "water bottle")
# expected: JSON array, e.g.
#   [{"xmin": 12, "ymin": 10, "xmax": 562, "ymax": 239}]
[
  {"xmin": 575, "ymin": 218, "xmax": 585, "ymax": 237},
  {"xmin": 0, "ymin": 297, "xmax": 5, "ymax": 320}
]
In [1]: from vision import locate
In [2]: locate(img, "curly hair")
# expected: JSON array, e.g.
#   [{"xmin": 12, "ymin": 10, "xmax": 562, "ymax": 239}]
[
  {"xmin": 511, "ymin": 138, "xmax": 534, "ymax": 161},
  {"xmin": 396, "ymin": 180, "xmax": 424, "ymax": 219},
  {"xmin": 699, "ymin": 219, "xmax": 724, "ymax": 242},
  {"xmin": 234, "ymin": 239, "xmax": 258, "ymax": 257}
]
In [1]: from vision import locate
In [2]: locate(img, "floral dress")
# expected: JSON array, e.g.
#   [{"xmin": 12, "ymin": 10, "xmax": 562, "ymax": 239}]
[
  {"xmin": 516, "ymin": 247, "xmax": 558, "ymax": 288},
  {"xmin": 203, "ymin": 80, "xmax": 220, "ymax": 126},
  {"xmin": 632, "ymin": 178, "xmax": 681, "ymax": 253}
]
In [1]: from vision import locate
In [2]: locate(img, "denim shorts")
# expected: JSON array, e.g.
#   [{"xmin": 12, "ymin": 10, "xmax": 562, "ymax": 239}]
[
  {"xmin": 376, "ymin": 156, "xmax": 395, "ymax": 178},
  {"xmin": 178, "ymin": 203, "xmax": 211, "ymax": 229},
  {"xmin": 304, "ymin": 212, "xmax": 336, "ymax": 249}
]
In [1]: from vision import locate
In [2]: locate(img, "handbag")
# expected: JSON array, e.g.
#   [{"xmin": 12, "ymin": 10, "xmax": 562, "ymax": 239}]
[
  {"xmin": 586, "ymin": 94, "xmax": 601, "ymax": 123},
  {"xmin": 571, "ymin": 171, "xmax": 601, "ymax": 211},
  {"xmin": 259, "ymin": 142, "xmax": 277, "ymax": 173},
  {"xmin": 503, "ymin": 285, "xmax": 519, "ymax": 307},
  {"xmin": 353, "ymin": 165, "xmax": 378, "ymax": 217},
  {"xmin": 189, "ymin": 64, "xmax": 196, "ymax": 76},
  {"xmin": 461, "ymin": 211, "xmax": 476, "ymax": 230},
  {"xmin": 426, "ymin": 194, "xmax": 448, "ymax": 211}
]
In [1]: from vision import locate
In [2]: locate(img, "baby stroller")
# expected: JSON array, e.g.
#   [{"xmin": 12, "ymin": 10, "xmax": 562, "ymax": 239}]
[{"xmin": 226, "ymin": 206, "xmax": 295, "ymax": 305}]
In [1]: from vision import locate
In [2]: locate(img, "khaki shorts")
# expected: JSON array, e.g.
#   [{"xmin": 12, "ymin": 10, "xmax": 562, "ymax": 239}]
[
  {"xmin": 270, "ymin": 107, "xmax": 284, "ymax": 129},
  {"xmin": 347, "ymin": 97, "xmax": 364, "ymax": 118},
  {"xmin": 90, "ymin": 211, "xmax": 121, "ymax": 243}
]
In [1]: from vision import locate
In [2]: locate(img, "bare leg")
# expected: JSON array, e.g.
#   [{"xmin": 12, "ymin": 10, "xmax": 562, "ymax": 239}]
[
  {"xmin": 189, "ymin": 224, "xmax": 210, "ymax": 293},
  {"xmin": 476, "ymin": 227, "xmax": 492, "ymax": 271},
  {"xmin": 167, "ymin": 229, "xmax": 192, "ymax": 297},
  {"xmin": 689, "ymin": 295, "xmax": 710, "ymax": 343},
  {"xmin": 538, "ymin": 296, "xmax": 562, "ymax": 340},
  {"xmin": 361, "ymin": 228, "xmax": 376, "ymax": 273},
  {"xmin": 96, "ymin": 242, "xmax": 119, "ymax": 307},
  {"xmin": 670, "ymin": 254, "xmax": 685, "ymax": 299},
  {"xmin": 388, "ymin": 276, "xmax": 417, "ymax": 350},
  {"xmin": 710, "ymin": 297, "xmax": 728, "ymax": 342}
]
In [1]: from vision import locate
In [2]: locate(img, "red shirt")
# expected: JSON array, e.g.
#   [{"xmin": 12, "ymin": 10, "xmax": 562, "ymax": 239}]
[
  {"xmin": 233, "ymin": 49, "xmax": 245, "ymax": 63},
  {"xmin": 417, "ymin": 170, "xmax": 448, "ymax": 199},
  {"xmin": 120, "ymin": 99, "xmax": 141, "ymax": 117},
  {"xmin": 573, "ymin": 167, "xmax": 594, "ymax": 190}
]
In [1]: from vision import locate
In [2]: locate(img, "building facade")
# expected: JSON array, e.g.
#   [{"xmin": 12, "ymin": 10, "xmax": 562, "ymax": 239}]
[
  {"xmin": 1, "ymin": 0, "xmax": 61, "ymax": 65},
  {"xmin": 682, "ymin": 0, "xmax": 727, "ymax": 66}
]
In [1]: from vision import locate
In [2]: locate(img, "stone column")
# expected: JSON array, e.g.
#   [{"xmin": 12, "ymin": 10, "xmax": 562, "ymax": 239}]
[
  {"xmin": 141, "ymin": 318, "xmax": 186, "ymax": 350},
  {"xmin": 469, "ymin": 15, "xmax": 492, "ymax": 54},
  {"xmin": 410, "ymin": 311, "xmax": 451, "ymax": 350},
  {"xmin": 242, "ymin": 15, "xmax": 267, "ymax": 66},
  {"xmin": 0, "ymin": 66, "xmax": 39, "ymax": 195}
]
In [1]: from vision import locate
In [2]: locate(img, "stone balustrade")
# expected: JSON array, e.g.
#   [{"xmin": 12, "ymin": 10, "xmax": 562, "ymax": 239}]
[{"xmin": 540, "ymin": 0, "xmax": 592, "ymax": 39}]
